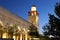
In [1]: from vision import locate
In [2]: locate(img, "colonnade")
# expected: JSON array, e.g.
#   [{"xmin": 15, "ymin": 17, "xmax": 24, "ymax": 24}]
[
  {"xmin": 0, "ymin": 7, "xmax": 32, "ymax": 40},
  {"xmin": 0, "ymin": 31, "xmax": 28, "ymax": 40},
  {"xmin": 0, "ymin": 21, "xmax": 30, "ymax": 40}
]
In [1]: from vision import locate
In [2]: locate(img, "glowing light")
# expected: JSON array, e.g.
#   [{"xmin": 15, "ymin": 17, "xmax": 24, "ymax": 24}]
[
  {"xmin": 17, "ymin": 26, "xmax": 20, "ymax": 31},
  {"xmin": 2, "ymin": 33, "xmax": 8, "ymax": 38},
  {"xmin": 13, "ymin": 36, "xmax": 15, "ymax": 40},
  {"xmin": 31, "ymin": 6, "xmax": 36, "ymax": 11},
  {"xmin": 49, "ymin": 35, "xmax": 54, "ymax": 38},
  {"xmin": 10, "ymin": 24, "xmax": 13, "ymax": 27},
  {"xmin": 32, "ymin": 13, "xmax": 33, "ymax": 16},
  {"xmin": 27, "ymin": 30, "xmax": 30, "ymax": 32},
  {"xmin": 35, "ymin": 12, "xmax": 36, "ymax": 15}
]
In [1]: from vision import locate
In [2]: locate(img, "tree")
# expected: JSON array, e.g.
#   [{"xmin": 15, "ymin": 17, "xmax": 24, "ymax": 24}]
[
  {"xmin": 55, "ymin": 3, "xmax": 60, "ymax": 17},
  {"xmin": 43, "ymin": 3, "xmax": 60, "ymax": 40},
  {"xmin": 43, "ymin": 14, "xmax": 60, "ymax": 40},
  {"xmin": 8, "ymin": 25, "xmax": 14, "ymax": 38},
  {"xmin": 28, "ymin": 24, "xmax": 39, "ymax": 38}
]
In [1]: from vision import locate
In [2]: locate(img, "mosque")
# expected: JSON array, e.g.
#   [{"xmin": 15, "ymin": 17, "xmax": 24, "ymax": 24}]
[{"xmin": 0, "ymin": 5, "xmax": 39, "ymax": 40}]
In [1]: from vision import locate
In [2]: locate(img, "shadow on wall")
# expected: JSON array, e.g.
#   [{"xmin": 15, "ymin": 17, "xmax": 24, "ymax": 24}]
[{"xmin": 0, "ymin": 38, "xmax": 14, "ymax": 40}]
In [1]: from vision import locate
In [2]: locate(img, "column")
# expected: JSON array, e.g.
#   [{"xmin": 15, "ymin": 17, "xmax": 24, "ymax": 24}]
[
  {"xmin": 13, "ymin": 35, "xmax": 15, "ymax": 40},
  {"xmin": 15, "ymin": 34, "xmax": 20, "ymax": 40},
  {"xmin": 25, "ymin": 34, "xmax": 27, "ymax": 40},
  {"xmin": 20, "ymin": 34, "xmax": 22, "ymax": 40}
]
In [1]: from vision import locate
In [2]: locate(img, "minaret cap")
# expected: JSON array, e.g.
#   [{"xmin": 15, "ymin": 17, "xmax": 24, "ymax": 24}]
[{"xmin": 31, "ymin": 5, "xmax": 36, "ymax": 11}]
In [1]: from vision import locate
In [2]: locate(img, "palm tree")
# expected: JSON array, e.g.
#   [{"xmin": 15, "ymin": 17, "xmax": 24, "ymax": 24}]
[
  {"xmin": 28, "ymin": 24, "xmax": 40, "ymax": 40},
  {"xmin": 8, "ymin": 25, "xmax": 14, "ymax": 39}
]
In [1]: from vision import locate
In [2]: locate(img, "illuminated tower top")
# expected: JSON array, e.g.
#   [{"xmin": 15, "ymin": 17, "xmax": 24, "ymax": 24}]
[{"xmin": 31, "ymin": 5, "xmax": 36, "ymax": 11}]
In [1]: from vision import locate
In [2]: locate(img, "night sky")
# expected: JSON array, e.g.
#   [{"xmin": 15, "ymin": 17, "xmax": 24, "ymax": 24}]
[{"xmin": 0, "ymin": 0, "xmax": 60, "ymax": 34}]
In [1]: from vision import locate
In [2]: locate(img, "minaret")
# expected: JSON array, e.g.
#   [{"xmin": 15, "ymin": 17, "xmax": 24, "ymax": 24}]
[{"xmin": 28, "ymin": 5, "xmax": 39, "ymax": 29}]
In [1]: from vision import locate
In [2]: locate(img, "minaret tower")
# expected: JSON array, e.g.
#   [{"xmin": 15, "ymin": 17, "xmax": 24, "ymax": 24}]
[{"xmin": 28, "ymin": 5, "xmax": 39, "ymax": 29}]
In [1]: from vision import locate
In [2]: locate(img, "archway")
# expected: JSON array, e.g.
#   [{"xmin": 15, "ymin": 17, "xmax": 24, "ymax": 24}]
[
  {"xmin": 13, "ymin": 26, "xmax": 21, "ymax": 40},
  {"xmin": 22, "ymin": 28, "xmax": 27, "ymax": 40},
  {"xmin": 2, "ymin": 24, "xmax": 14, "ymax": 38}
]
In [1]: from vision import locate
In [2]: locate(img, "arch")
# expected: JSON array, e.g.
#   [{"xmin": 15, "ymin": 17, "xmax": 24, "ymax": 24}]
[
  {"xmin": 22, "ymin": 28, "xmax": 26, "ymax": 32},
  {"xmin": 13, "ymin": 26, "xmax": 21, "ymax": 40},
  {"xmin": 9, "ymin": 24, "xmax": 14, "ymax": 27},
  {"xmin": 22, "ymin": 28, "xmax": 27, "ymax": 40}
]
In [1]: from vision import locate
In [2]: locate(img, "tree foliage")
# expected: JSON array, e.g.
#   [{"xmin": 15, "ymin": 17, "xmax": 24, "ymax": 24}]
[
  {"xmin": 43, "ymin": 3, "xmax": 60, "ymax": 40},
  {"xmin": 43, "ymin": 14, "xmax": 60, "ymax": 37},
  {"xmin": 28, "ymin": 24, "xmax": 39, "ymax": 37},
  {"xmin": 55, "ymin": 3, "xmax": 60, "ymax": 17}
]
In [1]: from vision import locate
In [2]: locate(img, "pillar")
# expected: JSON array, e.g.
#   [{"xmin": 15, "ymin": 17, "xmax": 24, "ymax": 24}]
[
  {"xmin": 13, "ymin": 35, "xmax": 15, "ymax": 40},
  {"xmin": 25, "ymin": 34, "xmax": 27, "ymax": 40},
  {"xmin": 20, "ymin": 34, "xmax": 22, "ymax": 40},
  {"xmin": 15, "ymin": 34, "xmax": 20, "ymax": 40}
]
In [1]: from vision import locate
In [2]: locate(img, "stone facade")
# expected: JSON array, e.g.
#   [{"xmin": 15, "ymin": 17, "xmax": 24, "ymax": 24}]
[{"xmin": 0, "ymin": 6, "xmax": 31, "ymax": 40}]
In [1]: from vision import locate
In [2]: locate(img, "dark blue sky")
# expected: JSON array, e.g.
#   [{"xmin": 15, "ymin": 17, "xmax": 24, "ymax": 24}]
[{"xmin": 0, "ymin": 0, "xmax": 60, "ymax": 34}]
